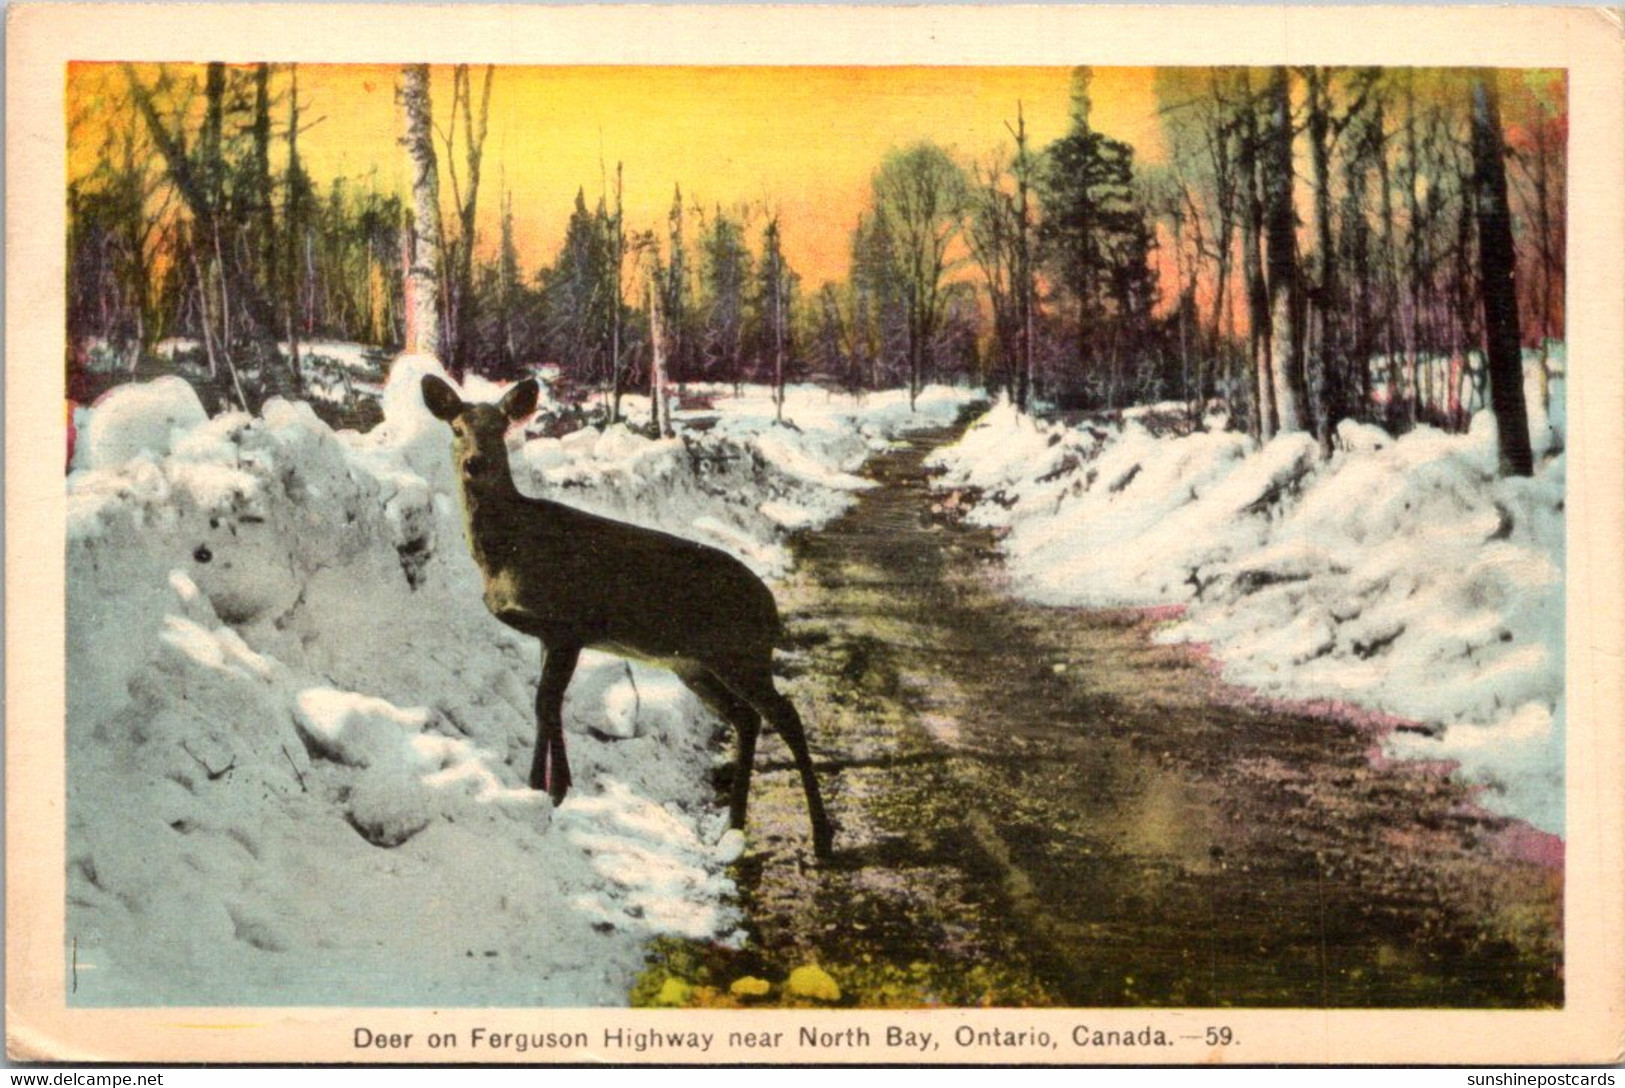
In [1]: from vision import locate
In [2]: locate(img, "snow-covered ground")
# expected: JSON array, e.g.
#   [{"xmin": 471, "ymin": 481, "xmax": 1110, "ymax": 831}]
[
  {"xmin": 65, "ymin": 361, "xmax": 973, "ymax": 1006},
  {"xmin": 931, "ymin": 357, "xmax": 1566, "ymax": 837},
  {"xmin": 76, "ymin": 337, "xmax": 392, "ymax": 408}
]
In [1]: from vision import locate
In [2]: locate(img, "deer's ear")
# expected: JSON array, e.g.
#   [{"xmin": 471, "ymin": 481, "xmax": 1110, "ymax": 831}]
[
  {"xmin": 499, "ymin": 379, "xmax": 540, "ymax": 422},
  {"xmin": 421, "ymin": 375, "xmax": 464, "ymax": 422}
]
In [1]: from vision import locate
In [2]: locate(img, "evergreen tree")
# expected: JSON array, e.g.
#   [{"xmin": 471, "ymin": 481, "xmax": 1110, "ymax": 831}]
[
  {"xmin": 663, "ymin": 185, "xmax": 695, "ymax": 383},
  {"xmin": 1038, "ymin": 67, "xmax": 1155, "ymax": 404},
  {"xmin": 849, "ymin": 210, "xmax": 908, "ymax": 390},
  {"xmin": 697, "ymin": 205, "xmax": 752, "ymax": 384},
  {"xmin": 751, "ymin": 216, "xmax": 797, "ymax": 419},
  {"xmin": 540, "ymin": 188, "xmax": 614, "ymax": 390}
]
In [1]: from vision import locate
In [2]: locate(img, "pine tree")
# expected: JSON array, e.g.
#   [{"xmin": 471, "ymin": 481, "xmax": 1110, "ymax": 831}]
[
  {"xmin": 541, "ymin": 189, "xmax": 613, "ymax": 391},
  {"xmin": 663, "ymin": 185, "xmax": 692, "ymax": 383},
  {"xmin": 1039, "ymin": 67, "xmax": 1155, "ymax": 407},
  {"xmin": 754, "ymin": 217, "xmax": 795, "ymax": 421},
  {"xmin": 698, "ymin": 205, "xmax": 752, "ymax": 386}
]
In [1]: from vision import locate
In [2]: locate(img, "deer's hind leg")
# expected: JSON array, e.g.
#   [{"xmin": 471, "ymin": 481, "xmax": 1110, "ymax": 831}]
[
  {"xmin": 713, "ymin": 659, "xmax": 834, "ymax": 859},
  {"xmin": 531, "ymin": 642, "xmax": 581, "ymax": 804},
  {"xmin": 678, "ymin": 667, "xmax": 762, "ymax": 833}
]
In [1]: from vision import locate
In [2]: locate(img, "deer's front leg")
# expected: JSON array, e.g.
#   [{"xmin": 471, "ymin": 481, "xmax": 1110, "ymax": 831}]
[{"xmin": 531, "ymin": 643, "xmax": 582, "ymax": 804}]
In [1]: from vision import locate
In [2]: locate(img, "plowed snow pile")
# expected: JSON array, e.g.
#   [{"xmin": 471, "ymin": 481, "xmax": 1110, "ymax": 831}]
[
  {"xmin": 66, "ymin": 361, "xmax": 972, "ymax": 1006},
  {"xmin": 931, "ymin": 364, "xmax": 1565, "ymax": 836}
]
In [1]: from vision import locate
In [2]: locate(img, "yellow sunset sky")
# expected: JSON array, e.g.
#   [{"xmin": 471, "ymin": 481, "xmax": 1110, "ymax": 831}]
[{"xmin": 70, "ymin": 64, "xmax": 1164, "ymax": 286}]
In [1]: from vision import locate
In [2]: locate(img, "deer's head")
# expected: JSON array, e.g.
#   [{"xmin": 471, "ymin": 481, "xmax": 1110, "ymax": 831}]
[{"xmin": 421, "ymin": 375, "xmax": 539, "ymax": 490}]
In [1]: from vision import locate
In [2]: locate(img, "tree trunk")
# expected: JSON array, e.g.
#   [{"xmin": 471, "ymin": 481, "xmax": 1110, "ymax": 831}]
[
  {"xmin": 1305, "ymin": 69, "xmax": 1339, "ymax": 455},
  {"xmin": 201, "ymin": 63, "xmax": 230, "ymax": 383},
  {"xmin": 1402, "ymin": 72, "xmax": 1424, "ymax": 427},
  {"xmin": 124, "ymin": 64, "xmax": 287, "ymax": 381},
  {"xmin": 1528, "ymin": 105, "xmax": 1557, "ymax": 414},
  {"xmin": 401, "ymin": 64, "xmax": 444, "ymax": 360},
  {"xmin": 772, "ymin": 252, "xmax": 786, "ymax": 424},
  {"xmin": 1014, "ymin": 104, "xmax": 1036, "ymax": 414},
  {"xmin": 1376, "ymin": 101, "xmax": 1403, "ymax": 429},
  {"xmin": 609, "ymin": 163, "xmax": 625, "ymax": 425},
  {"xmin": 1237, "ymin": 73, "xmax": 1275, "ymax": 441},
  {"xmin": 252, "ymin": 64, "xmax": 278, "ymax": 315},
  {"xmin": 283, "ymin": 65, "xmax": 304, "ymax": 393},
  {"xmin": 1342, "ymin": 128, "xmax": 1377, "ymax": 425},
  {"xmin": 907, "ymin": 286, "xmax": 921, "ymax": 412},
  {"xmin": 648, "ymin": 277, "xmax": 674, "ymax": 438},
  {"xmin": 1264, "ymin": 67, "xmax": 1305, "ymax": 433},
  {"xmin": 1469, "ymin": 71, "xmax": 1534, "ymax": 477},
  {"xmin": 451, "ymin": 65, "xmax": 494, "ymax": 378}
]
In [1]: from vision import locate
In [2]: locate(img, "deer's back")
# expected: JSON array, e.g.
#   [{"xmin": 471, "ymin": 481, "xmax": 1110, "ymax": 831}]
[{"xmin": 478, "ymin": 498, "xmax": 781, "ymax": 662}]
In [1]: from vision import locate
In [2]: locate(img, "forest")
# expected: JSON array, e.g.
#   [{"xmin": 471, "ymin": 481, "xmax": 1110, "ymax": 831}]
[
  {"xmin": 67, "ymin": 63, "xmax": 1564, "ymax": 463},
  {"xmin": 58, "ymin": 60, "xmax": 1572, "ymax": 1012}
]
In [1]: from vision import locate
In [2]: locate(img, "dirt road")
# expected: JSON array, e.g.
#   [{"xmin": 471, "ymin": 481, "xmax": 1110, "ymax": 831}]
[{"xmin": 641, "ymin": 424, "xmax": 1561, "ymax": 1008}]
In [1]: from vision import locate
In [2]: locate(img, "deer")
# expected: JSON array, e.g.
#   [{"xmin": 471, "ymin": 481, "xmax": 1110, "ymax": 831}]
[{"xmin": 421, "ymin": 374, "xmax": 834, "ymax": 859}]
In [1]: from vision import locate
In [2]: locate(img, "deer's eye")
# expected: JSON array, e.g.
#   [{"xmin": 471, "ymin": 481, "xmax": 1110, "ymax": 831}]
[{"xmin": 194, "ymin": 545, "xmax": 213, "ymax": 564}]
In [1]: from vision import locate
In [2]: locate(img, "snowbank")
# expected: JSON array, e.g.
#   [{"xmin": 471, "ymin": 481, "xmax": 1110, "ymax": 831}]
[
  {"xmin": 66, "ymin": 366, "xmax": 975, "ymax": 1006},
  {"xmin": 931, "ymin": 374, "xmax": 1566, "ymax": 837},
  {"xmin": 75, "ymin": 376, "xmax": 209, "ymax": 471}
]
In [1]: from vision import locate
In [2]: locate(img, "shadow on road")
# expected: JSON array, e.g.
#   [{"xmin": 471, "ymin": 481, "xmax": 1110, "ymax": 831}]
[{"xmin": 646, "ymin": 423, "xmax": 1562, "ymax": 1010}]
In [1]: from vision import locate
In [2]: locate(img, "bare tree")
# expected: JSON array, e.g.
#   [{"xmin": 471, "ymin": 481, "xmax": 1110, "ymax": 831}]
[
  {"xmin": 964, "ymin": 103, "xmax": 1040, "ymax": 410},
  {"xmin": 606, "ymin": 162, "xmax": 628, "ymax": 423},
  {"xmin": 966, "ymin": 155, "xmax": 1019, "ymax": 402},
  {"xmin": 67, "ymin": 89, "xmax": 173, "ymax": 379},
  {"xmin": 1301, "ymin": 66, "xmax": 1379, "ymax": 454},
  {"xmin": 1137, "ymin": 66, "xmax": 1563, "ymax": 441},
  {"xmin": 1263, "ymin": 67, "xmax": 1306, "ymax": 433},
  {"xmin": 282, "ymin": 64, "xmax": 307, "ymax": 392},
  {"xmin": 645, "ymin": 254, "xmax": 675, "ymax": 438},
  {"xmin": 1009, "ymin": 103, "xmax": 1038, "ymax": 410},
  {"xmin": 439, "ymin": 64, "xmax": 495, "ymax": 377},
  {"xmin": 870, "ymin": 143, "xmax": 968, "ymax": 410},
  {"xmin": 1234, "ymin": 69, "xmax": 1276, "ymax": 439},
  {"xmin": 1372, "ymin": 92, "xmax": 1405, "ymax": 429},
  {"xmin": 1469, "ymin": 71, "xmax": 1534, "ymax": 477},
  {"xmin": 400, "ymin": 64, "xmax": 444, "ymax": 359},
  {"xmin": 1156, "ymin": 69, "xmax": 1244, "ymax": 425},
  {"xmin": 1400, "ymin": 70, "xmax": 1428, "ymax": 426},
  {"xmin": 123, "ymin": 63, "xmax": 290, "ymax": 403},
  {"xmin": 1146, "ymin": 167, "xmax": 1203, "ymax": 419},
  {"xmin": 1507, "ymin": 73, "xmax": 1565, "ymax": 413}
]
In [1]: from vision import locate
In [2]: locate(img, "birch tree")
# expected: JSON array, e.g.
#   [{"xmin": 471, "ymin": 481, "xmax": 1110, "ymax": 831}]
[
  {"xmin": 400, "ymin": 63, "xmax": 444, "ymax": 360},
  {"xmin": 1263, "ymin": 67, "xmax": 1307, "ymax": 433}
]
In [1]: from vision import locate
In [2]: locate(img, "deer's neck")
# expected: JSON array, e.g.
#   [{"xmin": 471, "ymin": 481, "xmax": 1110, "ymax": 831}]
[{"xmin": 457, "ymin": 473, "xmax": 530, "ymax": 574}]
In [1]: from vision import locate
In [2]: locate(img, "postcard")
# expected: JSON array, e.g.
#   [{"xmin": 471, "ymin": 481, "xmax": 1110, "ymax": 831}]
[{"xmin": 7, "ymin": 3, "xmax": 1623, "ymax": 1066}]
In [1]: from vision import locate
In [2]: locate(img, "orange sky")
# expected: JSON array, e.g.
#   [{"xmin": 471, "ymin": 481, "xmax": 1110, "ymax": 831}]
[{"xmin": 69, "ymin": 64, "xmax": 1163, "ymax": 287}]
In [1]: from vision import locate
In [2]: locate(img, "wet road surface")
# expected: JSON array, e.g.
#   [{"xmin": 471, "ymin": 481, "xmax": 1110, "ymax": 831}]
[{"xmin": 644, "ymin": 424, "xmax": 1561, "ymax": 1009}]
